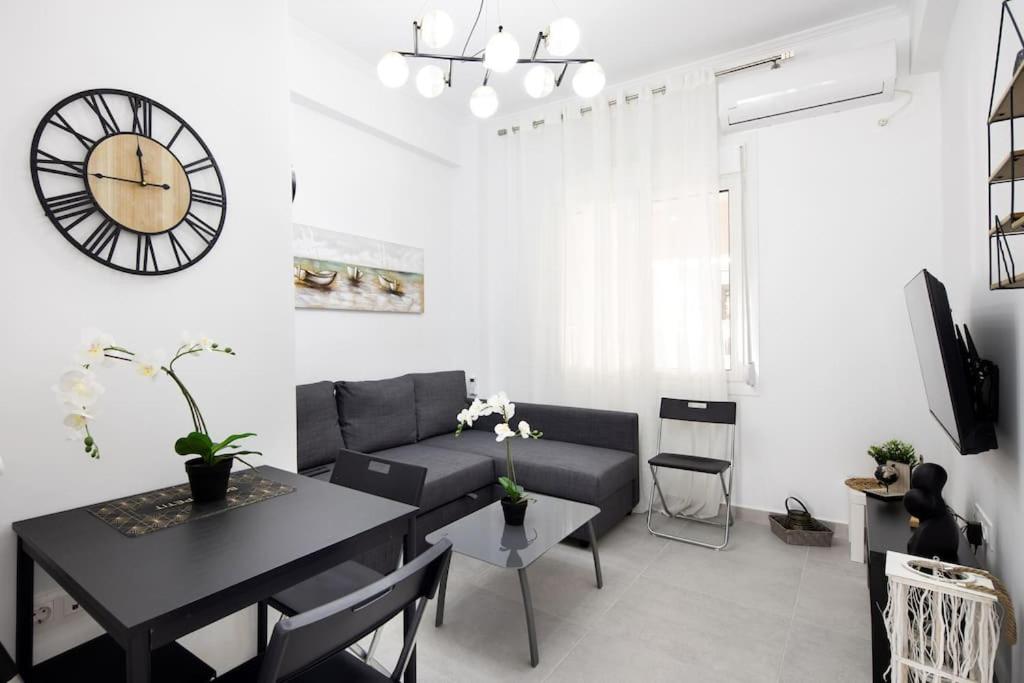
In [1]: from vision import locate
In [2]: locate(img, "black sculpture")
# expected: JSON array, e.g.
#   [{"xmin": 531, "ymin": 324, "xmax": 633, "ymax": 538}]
[{"xmin": 904, "ymin": 463, "xmax": 960, "ymax": 562}]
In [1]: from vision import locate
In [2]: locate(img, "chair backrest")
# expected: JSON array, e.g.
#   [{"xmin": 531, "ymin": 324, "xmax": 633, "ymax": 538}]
[
  {"xmin": 659, "ymin": 398, "xmax": 737, "ymax": 426},
  {"xmin": 331, "ymin": 449, "xmax": 427, "ymax": 507},
  {"xmin": 257, "ymin": 538, "xmax": 453, "ymax": 683}
]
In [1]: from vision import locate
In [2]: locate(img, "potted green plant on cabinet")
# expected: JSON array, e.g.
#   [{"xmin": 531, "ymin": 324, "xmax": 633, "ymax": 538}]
[{"xmin": 868, "ymin": 439, "xmax": 918, "ymax": 496}]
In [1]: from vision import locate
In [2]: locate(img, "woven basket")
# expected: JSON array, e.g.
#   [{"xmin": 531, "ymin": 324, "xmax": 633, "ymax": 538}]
[{"xmin": 769, "ymin": 498, "xmax": 834, "ymax": 547}]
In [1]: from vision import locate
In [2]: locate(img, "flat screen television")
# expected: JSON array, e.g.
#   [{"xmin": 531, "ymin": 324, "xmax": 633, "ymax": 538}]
[{"xmin": 904, "ymin": 270, "xmax": 998, "ymax": 455}]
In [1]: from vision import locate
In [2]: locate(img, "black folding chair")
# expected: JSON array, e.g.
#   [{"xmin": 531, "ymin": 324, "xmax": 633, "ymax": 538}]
[
  {"xmin": 217, "ymin": 539, "xmax": 452, "ymax": 683},
  {"xmin": 645, "ymin": 399, "xmax": 737, "ymax": 550},
  {"xmin": 264, "ymin": 451, "xmax": 426, "ymax": 671}
]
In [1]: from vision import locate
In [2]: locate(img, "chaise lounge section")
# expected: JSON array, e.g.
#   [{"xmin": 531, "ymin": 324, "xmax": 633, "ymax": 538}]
[{"xmin": 296, "ymin": 371, "xmax": 639, "ymax": 545}]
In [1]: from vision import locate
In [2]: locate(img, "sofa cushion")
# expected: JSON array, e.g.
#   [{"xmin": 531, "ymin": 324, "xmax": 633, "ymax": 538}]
[
  {"xmin": 422, "ymin": 431, "xmax": 635, "ymax": 504},
  {"xmin": 409, "ymin": 370, "xmax": 467, "ymax": 440},
  {"xmin": 371, "ymin": 444, "xmax": 496, "ymax": 511},
  {"xmin": 296, "ymin": 381, "xmax": 345, "ymax": 471},
  {"xmin": 335, "ymin": 376, "xmax": 417, "ymax": 453}
]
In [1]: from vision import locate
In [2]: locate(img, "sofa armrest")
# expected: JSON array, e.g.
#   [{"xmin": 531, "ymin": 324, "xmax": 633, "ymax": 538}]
[{"xmin": 475, "ymin": 402, "xmax": 639, "ymax": 455}]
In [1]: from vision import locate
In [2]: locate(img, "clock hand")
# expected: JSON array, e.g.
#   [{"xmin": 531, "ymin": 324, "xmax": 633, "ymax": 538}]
[
  {"xmin": 90, "ymin": 172, "xmax": 169, "ymax": 190},
  {"xmin": 136, "ymin": 136, "xmax": 146, "ymax": 184}
]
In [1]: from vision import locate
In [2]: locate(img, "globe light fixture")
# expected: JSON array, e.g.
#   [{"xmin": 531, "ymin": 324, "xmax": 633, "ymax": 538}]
[
  {"xmin": 377, "ymin": 52, "xmax": 409, "ymax": 88},
  {"xmin": 416, "ymin": 64, "xmax": 447, "ymax": 98},
  {"xmin": 484, "ymin": 27, "xmax": 521, "ymax": 73},
  {"xmin": 379, "ymin": 9, "xmax": 601, "ymax": 118},
  {"xmin": 419, "ymin": 9, "xmax": 454, "ymax": 49},
  {"xmin": 545, "ymin": 17, "xmax": 580, "ymax": 57},
  {"xmin": 572, "ymin": 61, "xmax": 606, "ymax": 98},
  {"xmin": 523, "ymin": 65, "xmax": 556, "ymax": 99},
  {"xmin": 469, "ymin": 85, "xmax": 500, "ymax": 118}
]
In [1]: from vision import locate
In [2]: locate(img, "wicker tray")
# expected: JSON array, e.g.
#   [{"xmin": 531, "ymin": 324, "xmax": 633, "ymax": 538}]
[{"xmin": 769, "ymin": 513, "xmax": 834, "ymax": 547}]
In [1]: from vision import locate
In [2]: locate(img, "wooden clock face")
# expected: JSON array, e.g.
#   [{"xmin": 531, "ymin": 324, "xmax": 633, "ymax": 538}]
[{"xmin": 30, "ymin": 89, "xmax": 226, "ymax": 275}]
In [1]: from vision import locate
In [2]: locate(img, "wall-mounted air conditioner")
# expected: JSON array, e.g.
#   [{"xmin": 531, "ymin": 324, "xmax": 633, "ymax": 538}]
[{"xmin": 719, "ymin": 41, "xmax": 897, "ymax": 131}]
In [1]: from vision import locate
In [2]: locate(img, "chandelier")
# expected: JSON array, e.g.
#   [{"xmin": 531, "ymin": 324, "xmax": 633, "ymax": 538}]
[{"xmin": 376, "ymin": 6, "xmax": 605, "ymax": 119}]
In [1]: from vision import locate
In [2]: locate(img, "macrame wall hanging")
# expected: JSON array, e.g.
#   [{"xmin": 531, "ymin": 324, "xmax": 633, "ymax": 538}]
[{"xmin": 883, "ymin": 551, "xmax": 1017, "ymax": 682}]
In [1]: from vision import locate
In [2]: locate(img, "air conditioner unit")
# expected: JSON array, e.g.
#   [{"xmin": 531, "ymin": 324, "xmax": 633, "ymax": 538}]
[{"xmin": 719, "ymin": 41, "xmax": 896, "ymax": 131}]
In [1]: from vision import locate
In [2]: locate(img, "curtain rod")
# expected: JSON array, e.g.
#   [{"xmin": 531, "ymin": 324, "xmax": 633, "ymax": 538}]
[{"xmin": 496, "ymin": 50, "xmax": 794, "ymax": 136}]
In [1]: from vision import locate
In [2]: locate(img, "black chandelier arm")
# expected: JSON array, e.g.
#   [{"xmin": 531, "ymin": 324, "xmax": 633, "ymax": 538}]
[{"xmin": 396, "ymin": 51, "xmax": 593, "ymax": 66}]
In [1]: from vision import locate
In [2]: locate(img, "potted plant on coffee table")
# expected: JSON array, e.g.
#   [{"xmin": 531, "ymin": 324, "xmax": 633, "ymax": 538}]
[
  {"xmin": 56, "ymin": 330, "xmax": 261, "ymax": 503},
  {"xmin": 867, "ymin": 439, "xmax": 918, "ymax": 495},
  {"xmin": 456, "ymin": 391, "xmax": 542, "ymax": 526}
]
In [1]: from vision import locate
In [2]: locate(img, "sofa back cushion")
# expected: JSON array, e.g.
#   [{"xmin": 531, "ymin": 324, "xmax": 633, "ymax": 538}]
[
  {"xmin": 409, "ymin": 370, "xmax": 467, "ymax": 440},
  {"xmin": 335, "ymin": 375, "xmax": 418, "ymax": 453},
  {"xmin": 296, "ymin": 381, "xmax": 346, "ymax": 471}
]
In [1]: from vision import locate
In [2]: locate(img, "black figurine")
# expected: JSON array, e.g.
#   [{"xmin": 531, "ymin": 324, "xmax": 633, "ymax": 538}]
[{"xmin": 904, "ymin": 463, "xmax": 960, "ymax": 562}]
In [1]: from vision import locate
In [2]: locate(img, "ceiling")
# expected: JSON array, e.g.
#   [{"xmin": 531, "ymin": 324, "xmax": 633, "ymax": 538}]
[{"xmin": 289, "ymin": 0, "xmax": 905, "ymax": 117}]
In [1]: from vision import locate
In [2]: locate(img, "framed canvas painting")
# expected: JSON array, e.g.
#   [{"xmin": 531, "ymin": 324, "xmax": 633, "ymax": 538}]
[{"xmin": 293, "ymin": 224, "xmax": 424, "ymax": 313}]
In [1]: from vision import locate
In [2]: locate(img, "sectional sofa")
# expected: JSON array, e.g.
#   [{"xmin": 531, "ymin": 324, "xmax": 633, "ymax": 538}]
[{"xmin": 296, "ymin": 370, "xmax": 639, "ymax": 546}]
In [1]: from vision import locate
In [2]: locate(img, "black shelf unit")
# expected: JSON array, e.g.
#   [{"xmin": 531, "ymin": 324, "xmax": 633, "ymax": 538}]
[{"xmin": 988, "ymin": 1, "xmax": 1024, "ymax": 289}]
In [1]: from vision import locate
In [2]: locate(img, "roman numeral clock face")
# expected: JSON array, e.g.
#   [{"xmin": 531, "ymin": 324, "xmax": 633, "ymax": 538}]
[{"xmin": 30, "ymin": 89, "xmax": 226, "ymax": 275}]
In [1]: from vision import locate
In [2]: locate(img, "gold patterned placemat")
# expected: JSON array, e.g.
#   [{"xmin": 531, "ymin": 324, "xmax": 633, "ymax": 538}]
[{"xmin": 88, "ymin": 470, "xmax": 295, "ymax": 537}]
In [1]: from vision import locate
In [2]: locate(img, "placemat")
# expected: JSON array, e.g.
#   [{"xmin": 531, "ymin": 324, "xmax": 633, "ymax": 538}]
[{"xmin": 88, "ymin": 470, "xmax": 295, "ymax": 537}]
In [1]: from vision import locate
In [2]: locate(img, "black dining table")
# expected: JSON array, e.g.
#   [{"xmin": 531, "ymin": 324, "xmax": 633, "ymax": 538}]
[{"xmin": 13, "ymin": 466, "xmax": 419, "ymax": 682}]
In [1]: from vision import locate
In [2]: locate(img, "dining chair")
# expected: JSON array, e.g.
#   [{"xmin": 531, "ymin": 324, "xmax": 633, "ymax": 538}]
[
  {"xmin": 646, "ymin": 398, "xmax": 737, "ymax": 550},
  {"xmin": 264, "ymin": 451, "xmax": 427, "ymax": 670},
  {"xmin": 217, "ymin": 538, "xmax": 452, "ymax": 683}
]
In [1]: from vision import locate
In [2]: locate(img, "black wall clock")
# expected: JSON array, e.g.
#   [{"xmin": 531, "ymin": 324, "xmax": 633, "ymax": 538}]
[{"xmin": 30, "ymin": 88, "xmax": 226, "ymax": 275}]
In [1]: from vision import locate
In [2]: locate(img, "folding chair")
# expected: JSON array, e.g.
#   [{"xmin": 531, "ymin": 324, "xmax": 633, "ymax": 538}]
[{"xmin": 645, "ymin": 398, "xmax": 737, "ymax": 550}]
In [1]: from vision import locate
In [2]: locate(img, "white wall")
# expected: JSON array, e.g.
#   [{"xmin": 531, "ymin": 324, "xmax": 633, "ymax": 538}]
[
  {"xmin": 0, "ymin": 0, "xmax": 295, "ymax": 674},
  {"xmin": 728, "ymin": 74, "xmax": 944, "ymax": 522},
  {"xmin": 936, "ymin": 1, "xmax": 1023, "ymax": 678},
  {"xmin": 289, "ymin": 21, "xmax": 483, "ymax": 385}
]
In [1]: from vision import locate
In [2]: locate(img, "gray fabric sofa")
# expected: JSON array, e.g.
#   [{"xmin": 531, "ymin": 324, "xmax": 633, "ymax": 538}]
[{"xmin": 295, "ymin": 370, "xmax": 639, "ymax": 545}]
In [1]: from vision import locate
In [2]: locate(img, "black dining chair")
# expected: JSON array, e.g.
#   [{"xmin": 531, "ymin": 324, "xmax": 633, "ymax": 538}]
[
  {"xmin": 263, "ymin": 451, "xmax": 427, "ymax": 670},
  {"xmin": 217, "ymin": 538, "xmax": 452, "ymax": 683},
  {"xmin": 645, "ymin": 398, "xmax": 737, "ymax": 550}
]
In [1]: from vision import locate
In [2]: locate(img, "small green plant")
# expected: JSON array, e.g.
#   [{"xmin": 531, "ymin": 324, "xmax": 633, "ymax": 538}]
[{"xmin": 867, "ymin": 439, "xmax": 918, "ymax": 466}]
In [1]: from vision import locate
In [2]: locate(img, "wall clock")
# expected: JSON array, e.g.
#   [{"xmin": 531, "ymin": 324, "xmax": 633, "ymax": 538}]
[{"xmin": 30, "ymin": 88, "xmax": 226, "ymax": 275}]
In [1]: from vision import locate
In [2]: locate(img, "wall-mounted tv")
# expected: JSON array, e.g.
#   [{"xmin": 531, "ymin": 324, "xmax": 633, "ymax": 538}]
[{"xmin": 904, "ymin": 270, "xmax": 998, "ymax": 455}]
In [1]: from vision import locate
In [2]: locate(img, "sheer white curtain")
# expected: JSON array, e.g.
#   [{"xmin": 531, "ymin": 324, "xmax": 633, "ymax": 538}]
[{"xmin": 482, "ymin": 68, "xmax": 728, "ymax": 517}]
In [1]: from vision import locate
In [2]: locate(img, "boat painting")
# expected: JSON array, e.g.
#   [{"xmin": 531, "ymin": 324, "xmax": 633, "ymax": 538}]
[{"xmin": 292, "ymin": 224, "xmax": 423, "ymax": 313}]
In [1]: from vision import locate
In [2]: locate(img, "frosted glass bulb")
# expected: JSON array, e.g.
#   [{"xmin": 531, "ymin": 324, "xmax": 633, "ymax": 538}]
[
  {"xmin": 484, "ymin": 30, "xmax": 520, "ymax": 73},
  {"xmin": 545, "ymin": 17, "xmax": 580, "ymax": 57},
  {"xmin": 469, "ymin": 85, "xmax": 499, "ymax": 118},
  {"xmin": 572, "ymin": 61, "xmax": 606, "ymax": 98},
  {"xmin": 416, "ymin": 65, "xmax": 447, "ymax": 98},
  {"xmin": 523, "ymin": 65, "xmax": 556, "ymax": 98},
  {"xmin": 377, "ymin": 52, "xmax": 409, "ymax": 88},
  {"xmin": 419, "ymin": 9, "xmax": 454, "ymax": 49}
]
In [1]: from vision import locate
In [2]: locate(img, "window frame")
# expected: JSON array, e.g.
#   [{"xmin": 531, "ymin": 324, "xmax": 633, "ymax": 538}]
[{"xmin": 720, "ymin": 168, "xmax": 760, "ymax": 395}]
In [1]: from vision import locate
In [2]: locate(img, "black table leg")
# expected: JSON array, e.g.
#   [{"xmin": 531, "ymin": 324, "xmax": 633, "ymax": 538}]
[
  {"xmin": 402, "ymin": 517, "xmax": 417, "ymax": 683},
  {"xmin": 257, "ymin": 600, "xmax": 268, "ymax": 654},
  {"xmin": 125, "ymin": 630, "xmax": 151, "ymax": 683},
  {"xmin": 517, "ymin": 569, "xmax": 539, "ymax": 668},
  {"xmin": 586, "ymin": 521, "xmax": 604, "ymax": 589},
  {"xmin": 16, "ymin": 538, "xmax": 33, "ymax": 682}
]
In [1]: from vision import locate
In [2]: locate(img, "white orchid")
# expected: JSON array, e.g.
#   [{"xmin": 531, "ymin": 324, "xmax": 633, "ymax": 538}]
[
  {"xmin": 181, "ymin": 331, "xmax": 215, "ymax": 352},
  {"xmin": 55, "ymin": 368, "xmax": 105, "ymax": 407},
  {"xmin": 76, "ymin": 329, "xmax": 115, "ymax": 365},
  {"xmin": 494, "ymin": 422, "xmax": 516, "ymax": 442},
  {"xmin": 62, "ymin": 407, "xmax": 94, "ymax": 436},
  {"xmin": 134, "ymin": 351, "xmax": 165, "ymax": 380},
  {"xmin": 518, "ymin": 420, "xmax": 533, "ymax": 439}
]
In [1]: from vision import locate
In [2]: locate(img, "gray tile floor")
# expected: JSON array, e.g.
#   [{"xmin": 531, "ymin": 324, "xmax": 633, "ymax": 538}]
[{"xmin": 371, "ymin": 514, "xmax": 871, "ymax": 682}]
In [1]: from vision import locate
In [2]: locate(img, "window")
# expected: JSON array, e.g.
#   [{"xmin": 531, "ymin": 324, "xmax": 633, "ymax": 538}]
[{"xmin": 720, "ymin": 170, "xmax": 758, "ymax": 392}]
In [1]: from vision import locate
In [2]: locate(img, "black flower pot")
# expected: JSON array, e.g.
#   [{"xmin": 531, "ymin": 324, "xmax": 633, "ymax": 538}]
[
  {"xmin": 501, "ymin": 497, "xmax": 528, "ymax": 526},
  {"xmin": 185, "ymin": 457, "xmax": 233, "ymax": 504}
]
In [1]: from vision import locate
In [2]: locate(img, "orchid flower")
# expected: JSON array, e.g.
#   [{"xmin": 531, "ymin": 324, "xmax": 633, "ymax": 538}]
[
  {"xmin": 134, "ymin": 351, "xmax": 165, "ymax": 380},
  {"xmin": 55, "ymin": 368, "xmax": 104, "ymax": 407},
  {"xmin": 76, "ymin": 329, "xmax": 115, "ymax": 365},
  {"xmin": 494, "ymin": 422, "xmax": 515, "ymax": 442}
]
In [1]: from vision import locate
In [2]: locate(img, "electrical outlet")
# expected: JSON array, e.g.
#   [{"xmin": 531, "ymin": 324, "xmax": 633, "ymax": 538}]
[
  {"xmin": 33, "ymin": 603, "xmax": 52, "ymax": 626},
  {"xmin": 973, "ymin": 503, "xmax": 995, "ymax": 561},
  {"xmin": 63, "ymin": 597, "xmax": 82, "ymax": 617}
]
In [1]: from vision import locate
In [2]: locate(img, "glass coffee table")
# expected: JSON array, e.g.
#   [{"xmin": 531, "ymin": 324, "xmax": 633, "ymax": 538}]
[{"xmin": 424, "ymin": 494, "xmax": 603, "ymax": 667}]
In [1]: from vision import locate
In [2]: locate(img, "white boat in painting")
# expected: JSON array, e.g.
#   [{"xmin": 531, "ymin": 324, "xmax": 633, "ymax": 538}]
[{"xmin": 294, "ymin": 266, "xmax": 338, "ymax": 288}]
